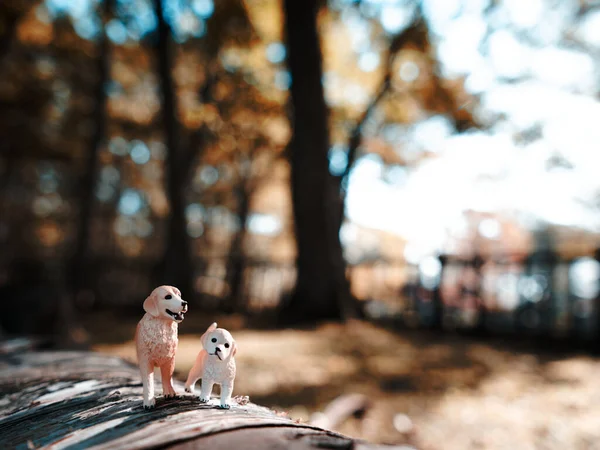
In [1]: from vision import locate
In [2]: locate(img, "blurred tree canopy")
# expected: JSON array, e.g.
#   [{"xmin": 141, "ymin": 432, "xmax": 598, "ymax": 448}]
[{"xmin": 2, "ymin": 0, "xmax": 599, "ymax": 332}]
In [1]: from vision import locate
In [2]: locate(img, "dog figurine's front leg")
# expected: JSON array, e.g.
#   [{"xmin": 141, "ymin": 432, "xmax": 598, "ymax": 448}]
[
  {"xmin": 160, "ymin": 360, "xmax": 177, "ymax": 398},
  {"xmin": 199, "ymin": 378, "xmax": 214, "ymax": 404},
  {"xmin": 220, "ymin": 381, "xmax": 234, "ymax": 409},
  {"xmin": 140, "ymin": 362, "xmax": 156, "ymax": 409}
]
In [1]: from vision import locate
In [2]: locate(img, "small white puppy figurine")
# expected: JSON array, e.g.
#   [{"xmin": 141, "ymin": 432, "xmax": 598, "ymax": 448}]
[
  {"xmin": 135, "ymin": 285, "xmax": 188, "ymax": 409},
  {"xmin": 185, "ymin": 322, "xmax": 237, "ymax": 409}
]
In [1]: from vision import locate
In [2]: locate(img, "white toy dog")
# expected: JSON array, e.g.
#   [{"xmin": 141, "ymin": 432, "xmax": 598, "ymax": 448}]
[
  {"xmin": 135, "ymin": 285, "xmax": 188, "ymax": 409},
  {"xmin": 185, "ymin": 322, "xmax": 237, "ymax": 409}
]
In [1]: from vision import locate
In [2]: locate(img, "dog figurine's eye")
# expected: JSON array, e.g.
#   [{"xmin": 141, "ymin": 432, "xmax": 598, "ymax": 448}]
[
  {"xmin": 211, "ymin": 338, "xmax": 217, "ymax": 343},
  {"xmin": 165, "ymin": 295, "xmax": 172, "ymax": 299},
  {"xmin": 224, "ymin": 343, "xmax": 229, "ymax": 348}
]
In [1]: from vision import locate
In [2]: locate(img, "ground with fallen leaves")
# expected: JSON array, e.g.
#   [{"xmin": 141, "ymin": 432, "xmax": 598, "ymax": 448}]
[{"xmin": 86, "ymin": 312, "xmax": 600, "ymax": 450}]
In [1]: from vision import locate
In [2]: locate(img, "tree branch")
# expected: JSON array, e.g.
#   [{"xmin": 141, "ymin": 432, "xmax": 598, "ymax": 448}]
[{"xmin": 337, "ymin": 16, "xmax": 429, "ymax": 190}]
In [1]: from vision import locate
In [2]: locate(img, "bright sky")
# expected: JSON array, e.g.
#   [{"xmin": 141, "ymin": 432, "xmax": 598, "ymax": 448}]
[{"xmin": 341, "ymin": 0, "xmax": 600, "ymax": 261}]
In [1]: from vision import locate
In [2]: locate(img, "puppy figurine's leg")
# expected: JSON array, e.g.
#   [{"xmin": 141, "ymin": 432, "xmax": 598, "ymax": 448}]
[
  {"xmin": 185, "ymin": 351, "xmax": 206, "ymax": 394},
  {"xmin": 219, "ymin": 381, "xmax": 234, "ymax": 409},
  {"xmin": 199, "ymin": 378, "xmax": 214, "ymax": 404},
  {"xmin": 140, "ymin": 362, "xmax": 155, "ymax": 409},
  {"xmin": 160, "ymin": 360, "xmax": 177, "ymax": 398},
  {"xmin": 184, "ymin": 366, "xmax": 201, "ymax": 394}
]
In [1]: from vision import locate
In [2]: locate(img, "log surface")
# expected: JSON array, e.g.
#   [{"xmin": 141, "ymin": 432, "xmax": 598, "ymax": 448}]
[{"xmin": 0, "ymin": 351, "xmax": 399, "ymax": 450}]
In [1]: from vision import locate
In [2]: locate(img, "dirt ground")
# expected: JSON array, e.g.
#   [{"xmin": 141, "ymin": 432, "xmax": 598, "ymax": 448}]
[{"xmin": 86, "ymin": 312, "xmax": 600, "ymax": 450}]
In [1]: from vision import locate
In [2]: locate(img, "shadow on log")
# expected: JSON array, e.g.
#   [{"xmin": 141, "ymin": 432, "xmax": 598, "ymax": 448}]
[{"xmin": 0, "ymin": 351, "xmax": 400, "ymax": 449}]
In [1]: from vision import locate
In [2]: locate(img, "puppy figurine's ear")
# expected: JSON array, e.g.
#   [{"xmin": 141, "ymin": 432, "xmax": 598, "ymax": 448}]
[
  {"xmin": 224, "ymin": 340, "xmax": 236, "ymax": 361},
  {"xmin": 201, "ymin": 322, "xmax": 218, "ymax": 347},
  {"xmin": 143, "ymin": 291, "xmax": 160, "ymax": 317}
]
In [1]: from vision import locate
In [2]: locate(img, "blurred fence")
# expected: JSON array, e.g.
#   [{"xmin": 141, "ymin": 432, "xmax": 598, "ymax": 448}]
[
  {"xmin": 349, "ymin": 251, "xmax": 600, "ymax": 345},
  {"xmin": 3, "ymin": 248, "xmax": 600, "ymax": 346}
]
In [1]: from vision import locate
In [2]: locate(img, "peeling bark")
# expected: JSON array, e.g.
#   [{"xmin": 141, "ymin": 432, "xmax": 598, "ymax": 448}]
[{"xmin": 0, "ymin": 351, "xmax": 388, "ymax": 450}]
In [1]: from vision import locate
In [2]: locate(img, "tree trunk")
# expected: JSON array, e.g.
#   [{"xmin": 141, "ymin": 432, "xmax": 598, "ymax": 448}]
[
  {"xmin": 63, "ymin": 0, "xmax": 113, "ymax": 346},
  {"xmin": 0, "ymin": 2, "xmax": 28, "ymax": 61},
  {"xmin": 280, "ymin": 0, "xmax": 356, "ymax": 323},
  {"xmin": 226, "ymin": 180, "xmax": 250, "ymax": 313},
  {"xmin": 154, "ymin": 0, "xmax": 194, "ymax": 300},
  {"xmin": 71, "ymin": 0, "xmax": 111, "ymax": 298},
  {"xmin": 0, "ymin": 350, "xmax": 386, "ymax": 450}
]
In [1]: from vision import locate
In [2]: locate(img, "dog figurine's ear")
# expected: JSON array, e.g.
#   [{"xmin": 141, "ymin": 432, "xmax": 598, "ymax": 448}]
[
  {"xmin": 143, "ymin": 290, "xmax": 160, "ymax": 317},
  {"xmin": 201, "ymin": 322, "xmax": 218, "ymax": 347}
]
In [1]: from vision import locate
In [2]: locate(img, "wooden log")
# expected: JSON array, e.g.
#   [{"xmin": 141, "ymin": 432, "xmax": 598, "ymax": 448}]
[{"xmin": 0, "ymin": 351, "xmax": 404, "ymax": 449}]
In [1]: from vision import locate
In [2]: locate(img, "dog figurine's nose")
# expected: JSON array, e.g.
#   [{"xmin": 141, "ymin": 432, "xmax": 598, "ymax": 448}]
[
  {"xmin": 215, "ymin": 347, "xmax": 221, "ymax": 353},
  {"xmin": 181, "ymin": 301, "xmax": 188, "ymax": 307}
]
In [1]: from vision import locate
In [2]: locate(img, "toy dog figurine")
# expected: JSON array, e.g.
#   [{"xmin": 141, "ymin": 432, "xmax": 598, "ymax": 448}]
[
  {"xmin": 135, "ymin": 285, "xmax": 188, "ymax": 409},
  {"xmin": 185, "ymin": 322, "xmax": 237, "ymax": 409}
]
